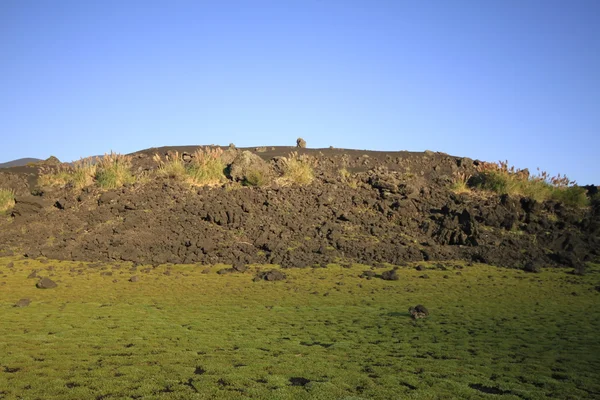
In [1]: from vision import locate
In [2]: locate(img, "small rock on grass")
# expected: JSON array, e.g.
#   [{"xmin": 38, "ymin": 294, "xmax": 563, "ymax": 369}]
[
  {"xmin": 15, "ymin": 298, "xmax": 31, "ymax": 307},
  {"xmin": 36, "ymin": 277, "xmax": 57, "ymax": 289},
  {"xmin": 409, "ymin": 305, "xmax": 429, "ymax": 319},
  {"xmin": 381, "ymin": 269, "xmax": 399, "ymax": 281},
  {"xmin": 129, "ymin": 276, "xmax": 139, "ymax": 282},
  {"xmin": 254, "ymin": 270, "xmax": 286, "ymax": 282}
]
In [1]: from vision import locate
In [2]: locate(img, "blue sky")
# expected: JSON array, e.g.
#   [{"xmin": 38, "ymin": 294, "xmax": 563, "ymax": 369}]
[{"xmin": 1, "ymin": 0, "xmax": 598, "ymax": 184}]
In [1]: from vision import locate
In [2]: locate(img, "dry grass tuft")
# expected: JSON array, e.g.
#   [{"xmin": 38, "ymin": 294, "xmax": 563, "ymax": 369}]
[
  {"xmin": 38, "ymin": 157, "xmax": 98, "ymax": 190},
  {"xmin": 154, "ymin": 147, "xmax": 226, "ymax": 186},
  {"xmin": 95, "ymin": 152, "xmax": 135, "ymax": 189},
  {"xmin": 450, "ymin": 172, "xmax": 472, "ymax": 194},
  {"xmin": 153, "ymin": 152, "xmax": 187, "ymax": 179},
  {"xmin": 279, "ymin": 151, "xmax": 315, "ymax": 185},
  {"xmin": 0, "ymin": 188, "xmax": 15, "ymax": 213},
  {"xmin": 188, "ymin": 147, "xmax": 226, "ymax": 186}
]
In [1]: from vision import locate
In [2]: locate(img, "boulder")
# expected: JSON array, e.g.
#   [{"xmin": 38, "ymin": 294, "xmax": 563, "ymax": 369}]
[
  {"xmin": 11, "ymin": 196, "xmax": 52, "ymax": 217},
  {"xmin": 233, "ymin": 262, "xmax": 248, "ymax": 272},
  {"xmin": 381, "ymin": 269, "xmax": 399, "ymax": 281},
  {"xmin": 228, "ymin": 151, "xmax": 272, "ymax": 185},
  {"xmin": 296, "ymin": 138, "xmax": 307, "ymax": 148},
  {"xmin": 409, "ymin": 305, "xmax": 429, "ymax": 319},
  {"xmin": 14, "ymin": 298, "xmax": 31, "ymax": 307},
  {"xmin": 36, "ymin": 277, "xmax": 57, "ymax": 289},
  {"xmin": 523, "ymin": 261, "xmax": 541, "ymax": 273},
  {"xmin": 255, "ymin": 269, "xmax": 286, "ymax": 282}
]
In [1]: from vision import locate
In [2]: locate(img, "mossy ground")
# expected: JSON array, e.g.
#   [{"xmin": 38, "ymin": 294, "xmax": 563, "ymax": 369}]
[{"xmin": 0, "ymin": 258, "xmax": 599, "ymax": 399}]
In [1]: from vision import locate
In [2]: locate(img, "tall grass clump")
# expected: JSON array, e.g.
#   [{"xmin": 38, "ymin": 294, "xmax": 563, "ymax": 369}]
[
  {"xmin": 95, "ymin": 152, "xmax": 135, "ymax": 189},
  {"xmin": 280, "ymin": 151, "xmax": 315, "ymax": 185},
  {"xmin": 154, "ymin": 147, "xmax": 225, "ymax": 186},
  {"xmin": 473, "ymin": 161, "xmax": 589, "ymax": 207},
  {"xmin": 187, "ymin": 147, "xmax": 226, "ymax": 186},
  {"xmin": 153, "ymin": 152, "xmax": 187, "ymax": 179},
  {"xmin": 38, "ymin": 157, "xmax": 97, "ymax": 190},
  {"xmin": 0, "ymin": 188, "xmax": 15, "ymax": 213},
  {"xmin": 70, "ymin": 157, "xmax": 98, "ymax": 188},
  {"xmin": 450, "ymin": 172, "xmax": 472, "ymax": 194}
]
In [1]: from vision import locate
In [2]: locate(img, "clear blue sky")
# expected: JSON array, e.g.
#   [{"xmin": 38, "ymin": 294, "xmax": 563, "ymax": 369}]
[{"xmin": 1, "ymin": 0, "xmax": 598, "ymax": 184}]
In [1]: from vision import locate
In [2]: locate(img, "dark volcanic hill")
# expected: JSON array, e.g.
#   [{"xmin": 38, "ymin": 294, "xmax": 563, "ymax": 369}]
[
  {"xmin": 0, "ymin": 146, "xmax": 598, "ymax": 273},
  {"xmin": 0, "ymin": 157, "xmax": 41, "ymax": 168}
]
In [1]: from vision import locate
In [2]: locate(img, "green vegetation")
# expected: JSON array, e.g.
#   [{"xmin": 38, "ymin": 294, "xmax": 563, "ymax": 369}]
[
  {"xmin": 154, "ymin": 147, "xmax": 226, "ymax": 186},
  {"xmin": 280, "ymin": 151, "xmax": 314, "ymax": 185},
  {"xmin": 472, "ymin": 161, "xmax": 589, "ymax": 207},
  {"xmin": 1, "ymin": 258, "xmax": 599, "ymax": 399},
  {"xmin": 450, "ymin": 171, "xmax": 471, "ymax": 194},
  {"xmin": 153, "ymin": 152, "xmax": 187, "ymax": 179},
  {"xmin": 95, "ymin": 152, "xmax": 136, "ymax": 189},
  {"xmin": 242, "ymin": 169, "xmax": 268, "ymax": 187},
  {"xmin": 38, "ymin": 158, "xmax": 97, "ymax": 190},
  {"xmin": 0, "ymin": 188, "xmax": 15, "ymax": 213},
  {"xmin": 188, "ymin": 147, "xmax": 226, "ymax": 186}
]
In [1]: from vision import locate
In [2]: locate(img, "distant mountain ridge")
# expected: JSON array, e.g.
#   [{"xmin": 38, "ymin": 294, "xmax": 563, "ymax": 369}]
[{"xmin": 0, "ymin": 158, "xmax": 41, "ymax": 168}]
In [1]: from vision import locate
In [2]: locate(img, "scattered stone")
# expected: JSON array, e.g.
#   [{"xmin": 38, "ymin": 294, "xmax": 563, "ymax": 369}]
[
  {"xmin": 129, "ymin": 276, "xmax": 139, "ymax": 282},
  {"xmin": 15, "ymin": 298, "xmax": 31, "ymax": 307},
  {"xmin": 360, "ymin": 270, "xmax": 376, "ymax": 280},
  {"xmin": 524, "ymin": 261, "xmax": 541, "ymax": 273},
  {"xmin": 289, "ymin": 377, "xmax": 310, "ymax": 387},
  {"xmin": 419, "ymin": 274, "xmax": 430, "ymax": 279},
  {"xmin": 36, "ymin": 277, "xmax": 57, "ymax": 289},
  {"xmin": 217, "ymin": 268, "xmax": 234, "ymax": 275},
  {"xmin": 255, "ymin": 270, "xmax": 286, "ymax": 282},
  {"xmin": 27, "ymin": 270, "xmax": 39, "ymax": 279},
  {"xmin": 381, "ymin": 269, "xmax": 399, "ymax": 281},
  {"xmin": 11, "ymin": 195, "xmax": 52, "ymax": 217},
  {"xmin": 98, "ymin": 191, "xmax": 119, "ymax": 205},
  {"xmin": 409, "ymin": 304, "xmax": 429, "ymax": 319},
  {"xmin": 233, "ymin": 263, "xmax": 248, "ymax": 273}
]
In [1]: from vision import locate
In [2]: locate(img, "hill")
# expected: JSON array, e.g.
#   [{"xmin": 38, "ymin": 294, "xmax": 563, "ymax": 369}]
[
  {"xmin": 0, "ymin": 145, "xmax": 597, "ymax": 272},
  {"xmin": 0, "ymin": 157, "xmax": 41, "ymax": 168}
]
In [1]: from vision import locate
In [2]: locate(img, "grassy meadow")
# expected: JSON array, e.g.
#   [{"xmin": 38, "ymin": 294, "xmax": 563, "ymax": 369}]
[{"xmin": 0, "ymin": 258, "xmax": 599, "ymax": 399}]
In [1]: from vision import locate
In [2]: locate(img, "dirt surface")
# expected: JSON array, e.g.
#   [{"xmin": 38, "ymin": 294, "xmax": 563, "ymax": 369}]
[{"xmin": 0, "ymin": 146, "xmax": 598, "ymax": 271}]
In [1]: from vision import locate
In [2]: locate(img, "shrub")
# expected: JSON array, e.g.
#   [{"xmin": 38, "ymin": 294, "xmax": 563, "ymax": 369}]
[
  {"xmin": 95, "ymin": 152, "xmax": 135, "ymax": 189},
  {"xmin": 0, "ymin": 188, "xmax": 15, "ymax": 213},
  {"xmin": 187, "ymin": 147, "xmax": 226, "ymax": 186},
  {"xmin": 280, "ymin": 151, "xmax": 314, "ymax": 185},
  {"xmin": 473, "ymin": 161, "xmax": 589, "ymax": 207},
  {"xmin": 550, "ymin": 186, "xmax": 589, "ymax": 207},
  {"xmin": 243, "ymin": 169, "xmax": 268, "ymax": 187}
]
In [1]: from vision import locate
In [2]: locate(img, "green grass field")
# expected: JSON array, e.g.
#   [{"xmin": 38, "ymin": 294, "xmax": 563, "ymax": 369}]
[{"xmin": 1, "ymin": 258, "xmax": 599, "ymax": 399}]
